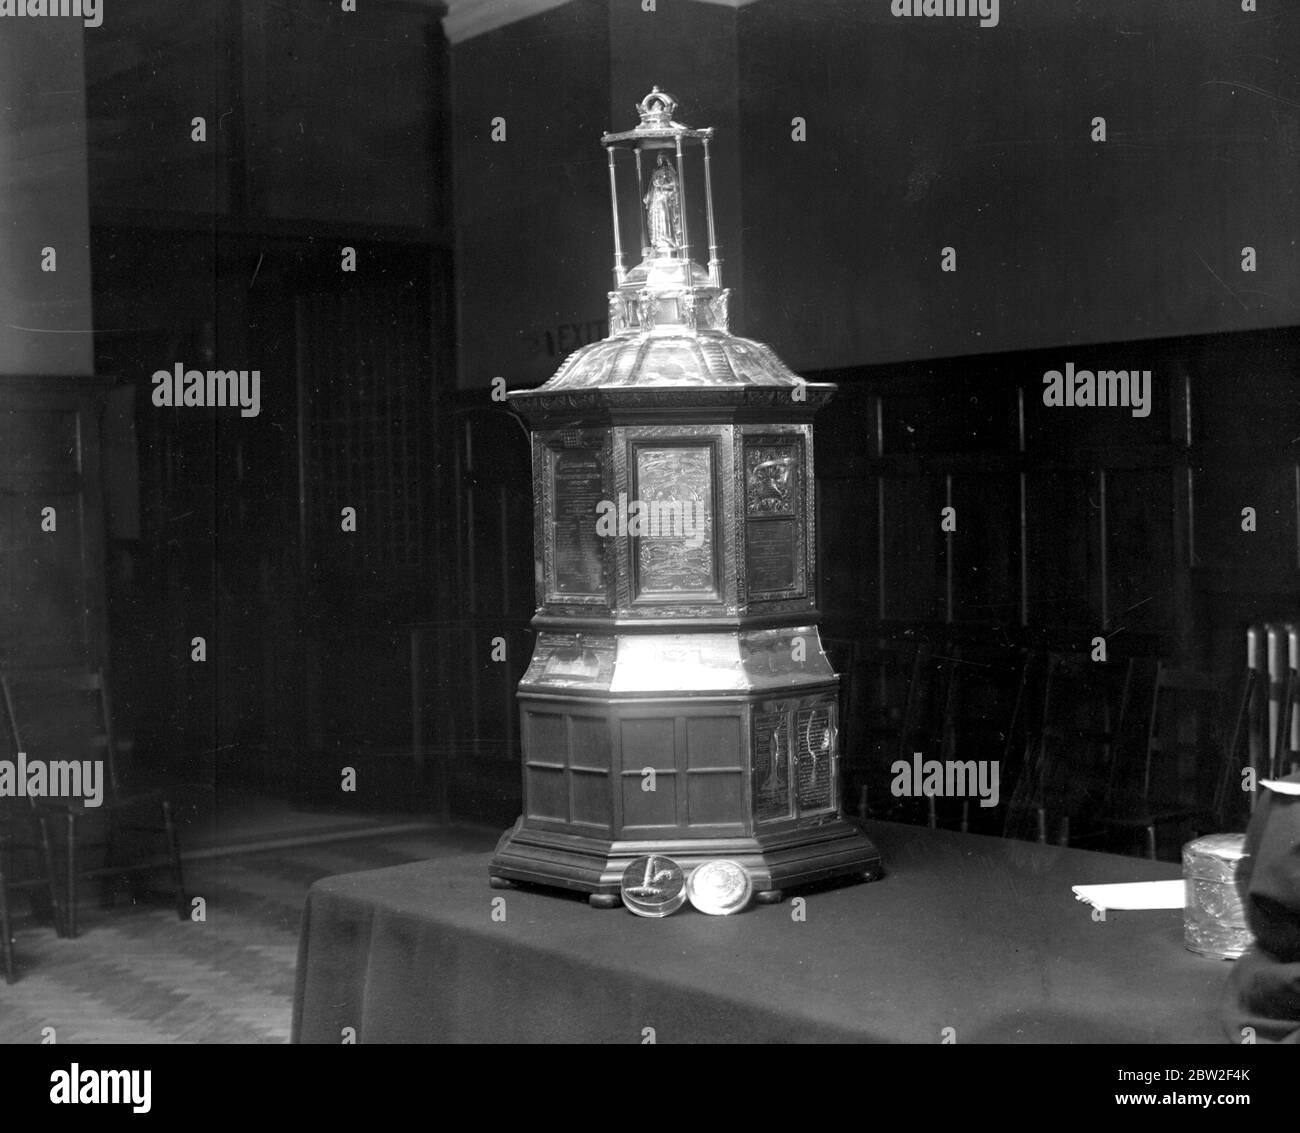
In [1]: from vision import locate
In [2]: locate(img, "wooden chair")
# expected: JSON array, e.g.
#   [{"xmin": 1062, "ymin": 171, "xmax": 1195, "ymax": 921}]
[
  {"xmin": 839, "ymin": 638, "xmax": 931, "ymax": 819},
  {"xmin": 0, "ymin": 816, "xmax": 66, "ymax": 983},
  {"xmin": 1216, "ymin": 667, "xmax": 1262, "ymax": 826},
  {"xmin": 848, "ymin": 638, "xmax": 965, "ymax": 828},
  {"xmin": 0, "ymin": 678, "xmax": 70, "ymax": 981},
  {"xmin": 1003, "ymin": 652, "xmax": 1135, "ymax": 847},
  {"xmin": 922, "ymin": 644, "xmax": 966, "ymax": 831},
  {"xmin": 1273, "ymin": 666, "xmax": 1299, "ymax": 779},
  {"xmin": 1, "ymin": 669, "xmax": 186, "ymax": 938},
  {"xmin": 887, "ymin": 641, "xmax": 955, "ymax": 826},
  {"xmin": 998, "ymin": 649, "xmax": 1046, "ymax": 798},
  {"xmin": 1100, "ymin": 664, "xmax": 1237, "ymax": 860},
  {"xmin": 0, "ymin": 832, "xmax": 10, "ymax": 984}
]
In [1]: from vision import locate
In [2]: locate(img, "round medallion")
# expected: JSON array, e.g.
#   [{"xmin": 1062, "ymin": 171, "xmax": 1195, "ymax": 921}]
[
  {"xmin": 620, "ymin": 855, "xmax": 687, "ymax": 918},
  {"xmin": 687, "ymin": 859, "xmax": 753, "ymax": 916}
]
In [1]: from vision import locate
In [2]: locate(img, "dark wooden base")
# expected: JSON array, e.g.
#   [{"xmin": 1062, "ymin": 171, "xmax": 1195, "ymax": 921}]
[{"xmin": 488, "ymin": 817, "xmax": 883, "ymax": 904}]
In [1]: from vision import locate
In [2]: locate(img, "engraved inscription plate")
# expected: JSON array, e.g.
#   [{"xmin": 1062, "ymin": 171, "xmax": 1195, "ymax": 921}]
[
  {"xmin": 613, "ymin": 634, "xmax": 741, "ymax": 692},
  {"xmin": 522, "ymin": 633, "xmax": 617, "ymax": 691},
  {"xmin": 744, "ymin": 439, "xmax": 804, "ymax": 600},
  {"xmin": 633, "ymin": 445, "xmax": 714, "ymax": 595},
  {"xmin": 746, "ymin": 520, "xmax": 797, "ymax": 593},
  {"xmin": 552, "ymin": 448, "xmax": 605, "ymax": 596},
  {"xmin": 542, "ymin": 650, "xmax": 602, "ymax": 681},
  {"xmin": 539, "ymin": 641, "xmax": 616, "ymax": 687},
  {"xmin": 739, "ymin": 628, "xmax": 836, "ymax": 688},
  {"xmin": 795, "ymin": 705, "xmax": 834, "ymax": 813},
  {"xmin": 752, "ymin": 710, "xmax": 791, "ymax": 821}
]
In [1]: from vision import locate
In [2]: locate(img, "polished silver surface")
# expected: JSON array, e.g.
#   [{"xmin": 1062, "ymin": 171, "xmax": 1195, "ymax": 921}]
[
  {"xmin": 687, "ymin": 859, "xmax": 753, "ymax": 915},
  {"xmin": 490, "ymin": 87, "xmax": 881, "ymax": 903},
  {"xmin": 621, "ymin": 855, "xmax": 687, "ymax": 918},
  {"xmin": 644, "ymin": 154, "xmax": 683, "ymax": 255}
]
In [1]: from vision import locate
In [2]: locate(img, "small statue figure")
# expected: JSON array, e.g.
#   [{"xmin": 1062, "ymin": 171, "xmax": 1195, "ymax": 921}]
[{"xmin": 643, "ymin": 154, "xmax": 683, "ymax": 256}]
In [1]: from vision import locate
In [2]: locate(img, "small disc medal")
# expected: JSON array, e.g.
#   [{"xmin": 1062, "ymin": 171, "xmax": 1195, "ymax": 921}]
[
  {"xmin": 620, "ymin": 855, "xmax": 687, "ymax": 917},
  {"xmin": 687, "ymin": 859, "xmax": 753, "ymax": 915}
]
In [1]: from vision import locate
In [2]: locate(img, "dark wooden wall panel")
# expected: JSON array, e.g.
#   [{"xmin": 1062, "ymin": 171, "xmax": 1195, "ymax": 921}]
[
  {"xmin": 1106, "ymin": 467, "xmax": 1176, "ymax": 634},
  {"xmin": 879, "ymin": 475, "xmax": 947, "ymax": 624},
  {"xmin": 815, "ymin": 326, "xmax": 1299, "ymax": 673},
  {"xmin": 951, "ymin": 472, "xmax": 1019, "ymax": 626},
  {"xmin": 1024, "ymin": 470, "xmax": 1095, "ymax": 629},
  {"xmin": 1193, "ymin": 464, "xmax": 1297, "ymax": 570},
  {"xmin": 0, "ymin": 378, "xmax": 111, "ymax": 677}
]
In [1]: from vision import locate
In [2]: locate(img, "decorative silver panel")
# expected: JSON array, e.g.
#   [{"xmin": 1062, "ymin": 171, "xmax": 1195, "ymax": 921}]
[
  {"xmin": 794, "ymin": 703, "xmax": 836, "ymax": 814},
  {"xmin": 633, "ymin": 445, "xmax": 715, "ymax": 595},
  {"xmin": 752, "ymin": 710, "xmax": 791, "ymax": 822}
]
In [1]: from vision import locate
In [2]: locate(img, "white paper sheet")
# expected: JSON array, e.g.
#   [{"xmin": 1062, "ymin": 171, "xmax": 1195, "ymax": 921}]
[
  {"xmin": 1071, "ymin": 879, "xmax": 1185, "ymax": 911},
  {"xmin": 1261, "ymin": 779, "xmax": 1300, "ymax": 796}
]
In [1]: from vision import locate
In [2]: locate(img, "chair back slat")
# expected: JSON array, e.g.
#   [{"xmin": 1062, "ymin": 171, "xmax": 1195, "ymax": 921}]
[
  {"xmin": 0, "ymin": 668, "xmax": 122, "ymax": 802},
  {"xmin": 1004, "ymin": 651, "xmax": 1134, "ymax": 845},
  {"xmin": 1276, "ymin": 668, "xmax": 1299, "ymax": 779},
  {"xmin": 1214, "ymin": 667, "xmax": 1261, "ymax": 824}
]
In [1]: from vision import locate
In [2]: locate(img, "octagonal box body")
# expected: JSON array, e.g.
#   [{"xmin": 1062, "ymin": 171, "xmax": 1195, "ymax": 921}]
[{"xmin": 490, "ymin": 366, "xmax": 882, "ymax": 905}]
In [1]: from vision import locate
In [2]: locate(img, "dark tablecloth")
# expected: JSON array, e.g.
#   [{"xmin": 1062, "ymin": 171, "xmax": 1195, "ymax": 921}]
[{"xmin": 292, "ymin": 821, "xmax": 1230, "ymax": 1043}]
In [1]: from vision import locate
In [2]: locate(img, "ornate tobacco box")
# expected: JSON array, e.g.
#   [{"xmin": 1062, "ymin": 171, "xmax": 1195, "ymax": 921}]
[{"xmin": 489, "ymin": 88, "xmax": 882, "ymax": 907}]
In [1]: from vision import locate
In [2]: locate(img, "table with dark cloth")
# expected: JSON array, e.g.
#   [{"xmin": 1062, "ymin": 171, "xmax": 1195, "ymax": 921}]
[{"xmin": 292, "ymin": 821, "xmax": 1231, "ymax": 1043}]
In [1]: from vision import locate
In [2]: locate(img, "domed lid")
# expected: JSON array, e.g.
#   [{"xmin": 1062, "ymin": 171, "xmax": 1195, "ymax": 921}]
[{"xmin": 542, "ymin": 328, "xmax": 803, "ymax": 391}]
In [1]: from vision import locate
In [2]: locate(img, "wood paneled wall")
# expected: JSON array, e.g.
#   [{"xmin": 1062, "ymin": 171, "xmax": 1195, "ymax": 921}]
[
  {"xmin": 813, "ymin": 326, "xmax": 1300, "ymax": 670},
  {"xmin": 0, "ymin": 378, "xmax": 111, "ymax": 676}
]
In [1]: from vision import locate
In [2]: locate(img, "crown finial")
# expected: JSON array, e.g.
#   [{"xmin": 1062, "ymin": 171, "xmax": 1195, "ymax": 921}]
[{"xmin": 636, "ymin": 87, "xmax": 680, "ymax": 130}]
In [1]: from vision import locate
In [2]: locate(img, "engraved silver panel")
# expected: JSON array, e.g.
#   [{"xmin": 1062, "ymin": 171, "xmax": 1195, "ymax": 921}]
[
  {"xmin": 794, "ymin": 703, "xmax": 836, "ymax": 814},
  {"xmin": 752, "ymin": 710, "xmax": 791, "ymax": 822},
  {"xmin": 538, "ymin": 431, "xmax": 612, "ymax": 612},
  {"xmin": 633, "ymin": 445, "xmax": 714, "ymax": 595},
  {"xmin": 615, "ymin": 424, "xmax": 737, "ymax": 616},
  {"xmin": 552, "ymin": 447, "xmax": 606, "ymax": 597},
  {"xmin": 521, "ymin": 633, "xmax": 618, "ymax": 692}
]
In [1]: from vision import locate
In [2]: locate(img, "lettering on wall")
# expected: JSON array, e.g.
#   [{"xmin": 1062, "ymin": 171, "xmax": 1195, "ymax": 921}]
[{"xmin": 526, "ymin": 320, "xmax": 609, "ymax": 360}]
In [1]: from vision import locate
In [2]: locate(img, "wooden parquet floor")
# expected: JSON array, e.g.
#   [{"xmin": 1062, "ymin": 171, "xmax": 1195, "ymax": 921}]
[{"xmin": 0, "ymin": 826, "xmax": 497, "ymax": 1043}]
